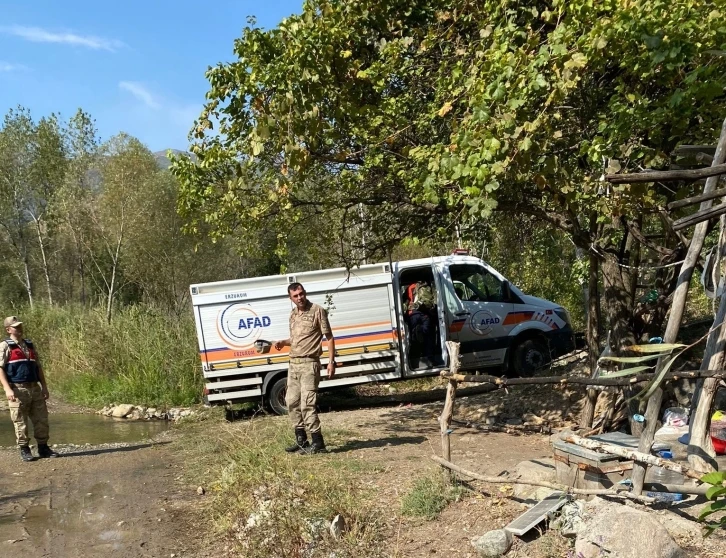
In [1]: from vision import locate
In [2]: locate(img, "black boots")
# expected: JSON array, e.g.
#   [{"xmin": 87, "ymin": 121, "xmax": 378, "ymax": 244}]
[
  {"xmin": 285, "ymin": 429, "xmax": 327, "ymax": 454},
  {"xmin": 302, "ymin": 431, "xmax": 327, "ymax": 455},
  {"xmin": 38, "ymin": 444, "xmax": 58, "ymax": 458},
  {"xmin": 20, "ymin": 445, "xmax": 35, "ymax": 462},
  {"xmin": 285, "ymin": 428, "xmax": 310, "ymax": 453}
]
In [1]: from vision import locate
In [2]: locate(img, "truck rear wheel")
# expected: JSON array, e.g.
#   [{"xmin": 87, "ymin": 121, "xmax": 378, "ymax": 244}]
[
  {"xmin": 511, "ymin": 338, "xmax": 549, "ymax": 377},
  {"xmin": 267, "ymin": 376, "xmax": 289, "ymax": 415}
]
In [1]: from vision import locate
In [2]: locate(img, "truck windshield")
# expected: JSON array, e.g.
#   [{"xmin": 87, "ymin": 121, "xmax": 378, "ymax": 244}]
[{"xmin": 450, "ymin": 264, "xmax": 505, "ymax": 303}]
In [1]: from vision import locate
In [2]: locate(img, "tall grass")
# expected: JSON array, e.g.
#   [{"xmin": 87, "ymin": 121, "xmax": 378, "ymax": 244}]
[
  {"xmin": 400, "ymin": 472, "xmax": 464, "ymax": 520},
  {"xmin": 19, "ymin": 304, "xmax": 202, "ymax": 407},
  {"xmin": 178, "ymin": 417, "xmax": 387, "ymax": 558}
]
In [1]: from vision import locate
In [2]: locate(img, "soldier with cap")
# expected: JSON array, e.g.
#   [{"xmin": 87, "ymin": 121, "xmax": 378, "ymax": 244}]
[
  {"xmin": 0, "ymin": 316, "xmax": 57, "ymax": 461},
  {"xmin": 274, "ymin": 283, "xmax": 336, "ymax": 454}
]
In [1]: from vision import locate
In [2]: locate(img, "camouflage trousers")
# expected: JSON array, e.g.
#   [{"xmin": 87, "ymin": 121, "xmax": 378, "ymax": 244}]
[
  {"xmin": 8, "ymin": 383, "xmax": 50, "ymax": 447},
  {"xmin": 286, "ymin": 359, "xmax": 321, "ymax": 433}
]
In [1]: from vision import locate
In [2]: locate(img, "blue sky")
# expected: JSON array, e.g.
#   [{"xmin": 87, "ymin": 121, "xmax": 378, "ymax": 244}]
[{"xmin": 0, "ymin": 0, "xmax": 304, "ymax": 152}]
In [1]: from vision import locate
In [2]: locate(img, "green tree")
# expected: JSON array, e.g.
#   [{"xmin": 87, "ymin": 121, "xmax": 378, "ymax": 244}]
[
  {"xmin": 0, "ymin": 108, "xmax": 36, "ymax": 305},
  {"xmin": 55, "ymin": 109, "xmax": 101, "ymax": 305},
  {"xmin": 173, "ymin": 0, "xmax": 726, "ymax": 349},
  {"xmin": 92, "ymin": 134, "xmax": 159, "ymax": 322},
  {"xmin": 27, "ymin": 114, "xmax": 67, "ymax": 306}
]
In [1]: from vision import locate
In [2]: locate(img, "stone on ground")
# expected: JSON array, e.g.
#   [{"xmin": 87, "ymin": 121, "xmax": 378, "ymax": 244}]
[
  {"xmin": 471, "ymin": 528, "xmax": 512, "ymax": 557},
  {"xmin": 575, "ymin": 498, "xmax": 686, "ymax": 558},
  {"xmin": 111, "ymin": 404, "xmax": 134, "ymax": 418},
  {"xmin": 510, "ymin": 458, "xmax": 557, "ymax": 499},
  {"xmin": 330, "ymin": 514, "xmax": 345, "ymax": 539}
]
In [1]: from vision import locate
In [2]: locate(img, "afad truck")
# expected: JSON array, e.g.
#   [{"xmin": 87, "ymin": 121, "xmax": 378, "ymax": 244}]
[{"xmin": 190, "ymin": 252, "xmax": 576, "ymax": 414}]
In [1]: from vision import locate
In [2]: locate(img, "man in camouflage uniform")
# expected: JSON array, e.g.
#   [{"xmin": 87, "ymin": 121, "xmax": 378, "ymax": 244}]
[
  {"xmin": 274, "ymin": 283, "xmax": 336, "ymax": 454},
  {"xmin": 0, "ymin": 316, "xmax": 57, "ymax": 462}
]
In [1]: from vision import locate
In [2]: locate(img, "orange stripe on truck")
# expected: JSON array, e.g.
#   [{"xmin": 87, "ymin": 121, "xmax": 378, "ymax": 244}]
[{"xmin": 201, "ymin": 330, "xmax": 396, "ymax": 364}]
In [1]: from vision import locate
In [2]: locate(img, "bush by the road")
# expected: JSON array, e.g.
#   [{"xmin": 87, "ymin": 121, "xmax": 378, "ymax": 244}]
[{"xmin": 19, "ymin": 304, "xmax": 202, "ymax": 408}]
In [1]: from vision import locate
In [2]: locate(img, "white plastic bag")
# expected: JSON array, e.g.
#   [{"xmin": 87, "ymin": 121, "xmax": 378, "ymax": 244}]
[{"xmin": 663, "ymin": 407, "xmax": 688, "ymax": 427}]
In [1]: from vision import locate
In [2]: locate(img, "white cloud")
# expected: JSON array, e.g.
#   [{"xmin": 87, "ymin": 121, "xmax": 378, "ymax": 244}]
[
  {"xmin": 1, "ymin": 25, "xmax": 124, "ymax": 52},
  {"xmin": 119, "ymin": 81, "xmax": 160, "ymax": 109},
  {"xmin": 0, "ymin": 61, "xmax": 27, "ymax": 72},
  {"xmin": 115, "ymin": 82, "xmax": 200, "ymax": 148}
]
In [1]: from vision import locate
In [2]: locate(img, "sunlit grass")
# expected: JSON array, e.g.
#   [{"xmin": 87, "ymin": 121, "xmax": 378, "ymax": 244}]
[{"xmin": 23, "ymin": 304, "xmax": 202, "ymax": 407}]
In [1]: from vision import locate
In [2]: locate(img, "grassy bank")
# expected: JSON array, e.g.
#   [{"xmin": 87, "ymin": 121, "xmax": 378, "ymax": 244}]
[
  {"xmin": 178, "ymin": 415, "xmax": 388, "ymax": 558},
  {"xmin": 19, "ymin": 304, "xmax": 202, "ymax": 408}
]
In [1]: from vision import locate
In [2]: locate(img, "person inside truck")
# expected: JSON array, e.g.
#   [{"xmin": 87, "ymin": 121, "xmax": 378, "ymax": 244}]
[{"xmin": 404, "ymin": 281, "xmax": 438, "ymax": 367}]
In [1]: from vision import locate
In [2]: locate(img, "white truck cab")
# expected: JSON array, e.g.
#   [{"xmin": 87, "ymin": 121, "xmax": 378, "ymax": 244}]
[{"xmin": 190, "ymin": 252, "xmax": 575, "ymax": 413}]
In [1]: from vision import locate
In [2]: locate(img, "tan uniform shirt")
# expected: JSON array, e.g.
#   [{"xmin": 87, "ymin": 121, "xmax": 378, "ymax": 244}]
[{"xmin": 289, "ymin": 302, "xmax": 332, "ymax": 358}]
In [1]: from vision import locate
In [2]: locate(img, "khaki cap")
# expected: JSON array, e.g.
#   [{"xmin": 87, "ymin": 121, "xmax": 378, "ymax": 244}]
[{"xmin": 3, "ymin": 316, "xmax": 22, "ymax": 328}]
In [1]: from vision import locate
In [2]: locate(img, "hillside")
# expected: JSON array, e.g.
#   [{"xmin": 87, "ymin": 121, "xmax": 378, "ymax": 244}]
[{"xmin": 153, "ymin": 149, "xmax": 193, "ymax": 170}]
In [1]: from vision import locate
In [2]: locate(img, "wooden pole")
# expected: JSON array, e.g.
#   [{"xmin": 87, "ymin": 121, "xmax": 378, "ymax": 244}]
[
  {"xmin": 631, "ymin": 117, "xmax": 726, "ymax": 495},
  {"xmin": 563, "ymin": 434, "xmax": 703, "ymax": 480},
  {"xmin": 440, "ymin": 341, "xmax": 460, "ymax": 478},
  {"xmin": 440, "ymin": 369, "xmax": 726, "ymax": 387},
  {"xmin": 606, "ymin": 162, "xmax": 726, "ymax": 183},
  {"xmin": 672, "ymin": 203, "xmax": 726, "ymax": 231},
  {"xmin": 431, "ymin": 455, "xmax": 656, "ymax": 503},
  {"xmin": 667, "ymin": 186, "xmax": 726, "ymax": 210},
  {"xmin": 688, "ymin": 219, "xmax": 726, "ymax": 472}
]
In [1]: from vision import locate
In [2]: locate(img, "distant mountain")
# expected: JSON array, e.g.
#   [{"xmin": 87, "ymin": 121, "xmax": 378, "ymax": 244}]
[{"xmin": 153, "ymin": 149, "xmax": 195, "ymax": 170}]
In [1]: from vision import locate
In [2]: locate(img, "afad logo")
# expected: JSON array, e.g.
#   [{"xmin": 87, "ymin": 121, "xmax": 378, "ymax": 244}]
[
  {"xmin": 470, "ymin": 309, "xmax": 501, "ymax": 336},
  {"xmin": 217, "ymin": 304, "xmax": 272, "ymax": 349}
]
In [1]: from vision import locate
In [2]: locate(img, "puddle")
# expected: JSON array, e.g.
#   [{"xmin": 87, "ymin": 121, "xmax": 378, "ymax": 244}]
[
  {"xmin": 0, "ymin": 413, "xmax": 169, "ymax": 447},
  {"xmin": 0, "ymin": 480, "xmax": 128, "ymax": 545}
]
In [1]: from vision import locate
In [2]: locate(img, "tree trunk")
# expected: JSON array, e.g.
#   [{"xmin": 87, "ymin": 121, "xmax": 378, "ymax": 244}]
[
  {"xmin": 22, "ymin": 254, "xmax": 34, "ymax": 309},
  {"xmin": 600, "ymin": 252, "xmax": 635, "ymax": 350},
  {"xmin": 34, "ymin": 218, "xmax": 53, "ymax": 306},
  {"xmin": 631, "ymin": 117, "xmax": 726, "ymax": 494},
  {"xmin": 580, "ymin": 248, "xmax": 601, "ymax": 428},
  {"xmin": 106, "ymin": 234, "xmax": 123, "ymax": 323}
]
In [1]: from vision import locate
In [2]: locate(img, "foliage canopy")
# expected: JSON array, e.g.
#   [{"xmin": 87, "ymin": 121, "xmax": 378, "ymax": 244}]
[{"xmin": 173, "ymin": 0, "xmax": 726, "ymax": 265}]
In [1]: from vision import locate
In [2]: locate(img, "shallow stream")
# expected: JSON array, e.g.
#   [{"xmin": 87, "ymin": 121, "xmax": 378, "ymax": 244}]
[{"xmin": 0, "ymin": 412, "xmax": 169, "ymax": 447}]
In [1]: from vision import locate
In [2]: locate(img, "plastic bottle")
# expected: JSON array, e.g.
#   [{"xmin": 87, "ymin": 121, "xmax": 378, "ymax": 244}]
[{"xmin": 645, "ymin": 450, "xmax": 684, "ymax": 502}]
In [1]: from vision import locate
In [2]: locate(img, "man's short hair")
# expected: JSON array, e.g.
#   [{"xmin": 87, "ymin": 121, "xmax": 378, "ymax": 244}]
[{"xmin": 288, "ymin": 282, "xmax": 305, "ymax": 294}]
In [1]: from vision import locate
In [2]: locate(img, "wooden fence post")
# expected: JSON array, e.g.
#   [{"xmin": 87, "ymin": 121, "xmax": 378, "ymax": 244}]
[
  {"xmin": 688, "ymin": 220, "xmax": 726, "ymax": 472},
  {"xmin": 631, "ymin": 117, "xmax": 726, "ymax": 495},
  {"xmin": 440, "ymin": 341, "xmax": 460, "ymax": 479}
]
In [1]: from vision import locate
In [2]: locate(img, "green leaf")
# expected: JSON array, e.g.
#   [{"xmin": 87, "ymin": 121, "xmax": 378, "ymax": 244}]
[
  {"xmin": 629, "ymin": 343, "xmax": 686, "ymax": 354},
  {"xmin": 705, "ymin": 486, "xmax": 726, "ymax": 500},
  {"xmin": 698, "ymin": 499, "xmax": 726, "ymax": 520},
  {"xmin": 600, "ymin": 366, "xmax": 652, "ymax": 378},
  {"xmin": 637, "ymin": 353, "xmax": 680, "ymax": 401},
  {"xmin": 599, "ymin": 354, "xmax": 661, "ymax": 364},
  {"xmin": 701, "ymin": 471, "xmax": 726, "ymax": 486}
]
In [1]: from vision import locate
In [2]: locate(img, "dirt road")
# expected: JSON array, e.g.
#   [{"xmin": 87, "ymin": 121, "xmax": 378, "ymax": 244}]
[
  {"xmin": 4, "ymin": 378, "xmax": 723, "ymax": 558},
  {"xmin": 0, "ymin": 383, "xmax": 562, "ymax": 558},
  {"xmin": 0, "ymin": 433, "xmax": 209, "ymax": 558}
]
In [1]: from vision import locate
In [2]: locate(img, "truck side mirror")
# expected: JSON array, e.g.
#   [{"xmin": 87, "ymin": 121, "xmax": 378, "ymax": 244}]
[{"xmin": 502, "ymin": 281, "xmax": 512, "ymax": 302}]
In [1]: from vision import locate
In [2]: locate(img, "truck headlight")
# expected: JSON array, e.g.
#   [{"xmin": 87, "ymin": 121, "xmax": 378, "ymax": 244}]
[{"xmin": 555, "ymin": 309, "xmax": 571, "ymax": 327}]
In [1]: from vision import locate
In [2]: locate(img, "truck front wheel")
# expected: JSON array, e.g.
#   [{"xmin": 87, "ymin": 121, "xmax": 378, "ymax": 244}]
[
  {"xmin": 267, "ymin": 376, "xmax": 289, "ymax": 415},
  {"xmin": 511, "ymin": 338, "xmax": 549, "ymax": 377}
]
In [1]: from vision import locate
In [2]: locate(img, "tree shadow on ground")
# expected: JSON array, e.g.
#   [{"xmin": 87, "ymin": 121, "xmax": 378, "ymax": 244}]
[
  {"xmin": 223, "ymin": 384, "xmax": 499, "ymax": 422},
  {"xmin": 318, "ymin": 384, "xmax": 498, "ymax": 413},
  {"xmin": 0, "ymin": 487, "xmax": 47, "ymax": 508},
  {"xmin": 329, "ymin": 435, "xmax": 427, "ymax": 453},
  {"xmin": 57, "ymin": 440, "xmax": 170, "ymax": 458}
]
